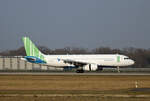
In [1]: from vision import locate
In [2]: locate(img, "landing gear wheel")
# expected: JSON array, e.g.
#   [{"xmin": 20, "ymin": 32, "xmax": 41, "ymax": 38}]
[
  {"xmin": 76, "ymin": 70, "xmax": 84, "ymax": 73},
  {"xmin": 117, "ymin": 66, "xmax": 120, "ymax": 73}
]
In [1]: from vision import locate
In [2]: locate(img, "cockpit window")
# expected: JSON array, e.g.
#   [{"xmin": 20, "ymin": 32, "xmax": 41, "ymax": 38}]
[{"xmin": 124, "ymin": 58, "xmax": 129, "ymax": 60}]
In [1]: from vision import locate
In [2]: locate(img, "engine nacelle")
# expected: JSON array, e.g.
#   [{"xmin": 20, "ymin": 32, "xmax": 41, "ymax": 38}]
[{"xmin": 83, "ymin": 64, "xmax": 98, "ymax": 71}]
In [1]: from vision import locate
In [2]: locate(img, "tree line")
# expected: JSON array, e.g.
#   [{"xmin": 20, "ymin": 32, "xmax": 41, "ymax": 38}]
[{"xmin": 0, "ymin": 46, "xmax": 150, "ymax": 68}]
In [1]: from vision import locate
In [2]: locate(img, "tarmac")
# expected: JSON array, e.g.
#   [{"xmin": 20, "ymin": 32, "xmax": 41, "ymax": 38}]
[{"xmin": 0, "ymin": 72, "xmax": 150, "ymax": 75}]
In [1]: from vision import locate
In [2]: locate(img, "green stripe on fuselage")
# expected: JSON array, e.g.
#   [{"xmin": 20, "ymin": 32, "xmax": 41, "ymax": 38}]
[{"xmin": 117, "ymin": 56, "xmax": 120, "ymax": 62}]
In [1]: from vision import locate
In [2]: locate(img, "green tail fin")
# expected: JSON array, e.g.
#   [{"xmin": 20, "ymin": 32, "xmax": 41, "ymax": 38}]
[{"xmin": 22, "ymin": 37, "xmax": 45, "ymax": 61}]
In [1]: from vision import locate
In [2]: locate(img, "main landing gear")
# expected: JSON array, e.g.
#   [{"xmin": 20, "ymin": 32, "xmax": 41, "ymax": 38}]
[{"xmin": 76, "ymin": 69, "xmax": 84, "ymax": 73}]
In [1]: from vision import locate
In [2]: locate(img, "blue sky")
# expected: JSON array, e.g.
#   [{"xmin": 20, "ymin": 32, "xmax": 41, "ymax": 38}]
[{"xmin": 0, "ymin": 0, "xmax": 150, "ymax": 51}]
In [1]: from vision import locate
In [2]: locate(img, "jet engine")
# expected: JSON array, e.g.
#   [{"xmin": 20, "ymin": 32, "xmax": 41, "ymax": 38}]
[{"xmin": 83, "ymin": 64, "xmax": 98, "ymax": 71}]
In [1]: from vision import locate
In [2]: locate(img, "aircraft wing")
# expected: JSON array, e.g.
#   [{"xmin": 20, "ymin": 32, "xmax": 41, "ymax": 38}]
[{"xmin": 59, "ymin": 58, "xmax": 88, "ymax": 67}]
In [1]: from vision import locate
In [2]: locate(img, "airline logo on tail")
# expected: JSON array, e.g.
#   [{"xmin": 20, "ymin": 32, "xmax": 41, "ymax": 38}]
[{"xmin": 22, "ymin": 37, "xmax": 46, "ymax": 64}]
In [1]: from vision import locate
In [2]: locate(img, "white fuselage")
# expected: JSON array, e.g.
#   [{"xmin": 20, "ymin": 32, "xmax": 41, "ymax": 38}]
[{"xmin": 44, "ymin": 54, "xmax": 134, "ymax": 67}]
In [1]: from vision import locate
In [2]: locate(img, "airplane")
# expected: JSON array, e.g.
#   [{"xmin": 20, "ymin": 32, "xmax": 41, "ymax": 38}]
[{"xmin": 21, "ymin": 37, "xmax": 135, "ymax": 73}]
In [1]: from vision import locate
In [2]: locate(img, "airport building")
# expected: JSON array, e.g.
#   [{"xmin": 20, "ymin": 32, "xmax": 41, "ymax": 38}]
[{"xmin": 0, "ymin": 56, "xmax": 63, "ymax": 71}]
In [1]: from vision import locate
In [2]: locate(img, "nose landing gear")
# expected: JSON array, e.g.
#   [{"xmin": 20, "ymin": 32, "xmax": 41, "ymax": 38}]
[{"xmin": 117, "ymin": 66, "xmax": 120, "ymax": 73}]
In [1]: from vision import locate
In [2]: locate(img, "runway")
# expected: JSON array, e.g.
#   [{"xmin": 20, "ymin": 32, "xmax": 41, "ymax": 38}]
[{"xmin": 0, "ymin": 72, "xmax": 150, "ymax": 75}]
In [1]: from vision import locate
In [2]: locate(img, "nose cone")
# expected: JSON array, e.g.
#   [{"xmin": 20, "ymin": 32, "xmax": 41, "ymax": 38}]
[{"xmin": 130, "ymin": 59, "xmax": 135, "ymax": 65}]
